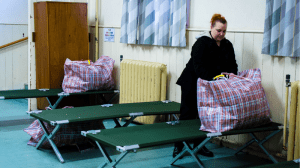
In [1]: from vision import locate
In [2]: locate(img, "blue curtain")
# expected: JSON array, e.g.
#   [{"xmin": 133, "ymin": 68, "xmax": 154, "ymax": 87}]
[
  {"xmin": 262, "ymin": 0, "xmax": 300, "ymax": 57},
  {"xmin": 120, "ymin": 0, "xmax": 187, "ymax": 47}
]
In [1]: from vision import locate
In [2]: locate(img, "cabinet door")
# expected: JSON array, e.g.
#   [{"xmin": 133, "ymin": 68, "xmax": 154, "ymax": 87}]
[
  {"xmin": 35, "ymin": 2, "xmax": 89, "ymax": 109},
  {"xmin": 34, "ymin": 2, "xmax": 50, "ymax": 89},
  {"xmin": 48, "ymin": 2, "xmax": 89, "ymax": 89}
]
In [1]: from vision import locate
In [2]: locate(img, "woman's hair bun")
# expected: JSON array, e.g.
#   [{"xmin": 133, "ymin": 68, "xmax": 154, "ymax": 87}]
[{"xmin": 211, "ymin": 14, "xmax": 227, "ymax": 26}]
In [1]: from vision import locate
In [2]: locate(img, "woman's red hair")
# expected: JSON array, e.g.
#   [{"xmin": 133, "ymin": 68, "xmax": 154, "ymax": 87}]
[{"xmin": 210, "ymin": 14, "xmax": 227, "ymax": 27}]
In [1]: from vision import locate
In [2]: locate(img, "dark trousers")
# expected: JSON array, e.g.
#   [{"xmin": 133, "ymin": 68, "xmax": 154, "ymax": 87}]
[
  {"xmin": 174, "ymin": 83, "xmax": 203, "ymax": 149},
  {"xmin": 179, "ymin": 83, "xmax": 198, "ymax": 120}
]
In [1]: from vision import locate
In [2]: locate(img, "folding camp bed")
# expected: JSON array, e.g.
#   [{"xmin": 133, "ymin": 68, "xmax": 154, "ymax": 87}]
[
  {"xmin": 0, "ymin": 88, "xmax": 119, "ymax": 110},
  {"xmin": 28, "ymin": 101, "xmax": 180, "ymax": 163},
  {"xmin": 82, "ymin": 119, "xmax": 284, "ymax": 168},
  {"xmin": 248, "ymin": 159, "xmax": 299, "ymax": 168}
]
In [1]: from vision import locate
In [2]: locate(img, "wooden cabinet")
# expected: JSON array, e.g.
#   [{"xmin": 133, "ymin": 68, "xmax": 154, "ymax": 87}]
[{"xmin": 34, "ymin": 2, "xmax": 89, "ymax": 109}]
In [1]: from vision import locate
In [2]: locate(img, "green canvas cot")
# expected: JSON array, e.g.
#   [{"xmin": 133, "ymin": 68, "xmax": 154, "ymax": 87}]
[
  {"xmin": 0, "ymin": 88, "xmax": 119, "ymax": 109},
  {"xmin": 82, "ymin": 119, "xmax": 284, "ymax": 168},
  {"xmin": 29, "ymin": 101, "xmax": 181, "ymax": 163}
]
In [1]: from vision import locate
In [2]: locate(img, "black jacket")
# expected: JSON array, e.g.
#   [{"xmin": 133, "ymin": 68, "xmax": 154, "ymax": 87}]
[{"xmin": 176, "ymin": 32, "xmax": 238, "ymax": 87}]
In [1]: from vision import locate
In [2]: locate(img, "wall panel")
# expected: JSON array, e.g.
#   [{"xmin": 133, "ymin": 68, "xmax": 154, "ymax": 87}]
[
  {"xmin": 176, "ymin": 48, "xmax": 184, "ymax": 103},
  {"xmin": 225, "ymin": 32, "xmax": 235, "ymax": 45},
  {"xmin": 144, "ymin": 46, "xmax": 153, "ymax": 62},
  {"xmin": 0, "ymin": 25, "xmax": 13, "ymax": 46},
  {"xmin": 296, "ymin": 58, "xmax": 300, "ymax": 80},
  {"xmin": 162, "ymin": 47, "xmax": 171, "ymax": 100},
  {"xmin": 272, "ymin": 57, "xmax": 285, "ymax": 123},
  {"xmin": 234, "ymin": 33, "xmax": 244, "ymax": 72},
  {"xmin": 242, "ymin": 33, "xmax": 254, "ymax": 71},
  {"xmin": 12, "ymin": 43, "xmax": 28, "ymax": 89},
  {"xmin": 168, "ymin": 47, "xmax": 177, "ymax": 101},
  {"xmin": 99, "ymin": 28, "xmax": 113, "ymax": 59},
  {"xmin": 0, "ymin": 50, "xmax": 6, "ymax": 90},
  {"xmin": 12, "ymin": 25, "xmax": 28, "ymax": 89},
  {"xmin": 156, "ymin": 46, "xmax": 164, "ymax": 65},
  {"xmin": 111, "ymin": 27, "xmax": 121, "ymax": 90},
  {"xmin": 0, "ymin": 24, "xmax": 28, "ymax": 91},
  {"xmin": 253, "ymin": 34, "xmax": 263, "ymax": 70},
  {"xmin": 5, "ymin": 53, "xmax": 13, "ymax": 90}
]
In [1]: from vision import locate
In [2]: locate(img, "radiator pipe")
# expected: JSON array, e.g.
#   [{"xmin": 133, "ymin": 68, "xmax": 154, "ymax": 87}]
[
  {"xmin": 283, "ymin": 74, "xmax": 291, "ymax": 150},
  {"xmin": 95, "ymin": 0, "xmax": 99, "ymax": 61},
  {"xmin": 295, "ymin": 82, "xmax": 300, "ymax": 159},
  {"xmin": 287, "ymin": 81, "xmax": 299, "ymax": 160}
]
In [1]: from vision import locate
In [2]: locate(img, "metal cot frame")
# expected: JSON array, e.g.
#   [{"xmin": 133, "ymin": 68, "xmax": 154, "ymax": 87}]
[
  {"xmin": 28, "ymin": 101, "xmax": 180, "ymax": 163},
  {"xmin": 82, "ymin": 120, "xmax": 283, "ymax": 168},
  {"xmin": 0, "ymin": 89, "xmax": 119, "ymax": 110},
  {"xmin": 172, "ymin": 126, "xmax": 283, "ymax": 167},
  {"xmin": 0, "ymin": 88, "xmax": 118, "ymax": 163}
]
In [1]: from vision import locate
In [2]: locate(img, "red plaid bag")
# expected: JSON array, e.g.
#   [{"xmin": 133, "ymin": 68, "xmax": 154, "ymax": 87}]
[
  {"xmin": 62, "ymin": 56, "xmax": 115, "ymax": 93},
  {"xmin": 23, "ymin": 107, "xmax": 105, "ymax": 148},
  {"xmin": 24, "ymin": 119, "xmax": 105, "ymax": 148},
  {"xmin": 197, "ymin": 68, "xmax": 271, "ymax": 133}
]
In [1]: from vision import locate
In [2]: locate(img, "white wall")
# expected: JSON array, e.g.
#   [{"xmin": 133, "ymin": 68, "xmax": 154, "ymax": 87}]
[
  {"xmin": 189, "ymin": 0, "xmax": 266, "ymax": 31},
  {"xmin": 95, "ymin": 0, "xmax": 266, "ymax": 32},
  {"xmin": 0, "ymin": 0, "xmax": 28, "ymax": 24},
  {"xmin": 0, "ymin": 25, "xmax": 28, "ymax": 90},
  {"xmin": 0, "ymin": 0, "xmax": 28, "ymax": 90}
]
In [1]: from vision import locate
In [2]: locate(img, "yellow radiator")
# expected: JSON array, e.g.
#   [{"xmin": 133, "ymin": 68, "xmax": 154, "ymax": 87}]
[
  {"xmin": 120, "ymin": 59, "xmax": 167, "ymax": 124},
  {"xmin": 286, "ymin": 81, "xmax": 300, "ymax": 161}
]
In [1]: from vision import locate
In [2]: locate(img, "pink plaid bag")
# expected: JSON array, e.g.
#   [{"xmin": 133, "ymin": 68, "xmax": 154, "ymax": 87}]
[
  {"xmin": 23, "ymin": 107, "xmax": 105, "ymax": 148},
  {"xmin": 24, "ymin": 119, "xmax": 105, "ymax": 148},
  {"xmin": 62, "ymin": 56, "xmax": 115, "ymax": 93},
  {"xmin": 197, "ymin": 68, "xmax": 271, "ymax": 133}
]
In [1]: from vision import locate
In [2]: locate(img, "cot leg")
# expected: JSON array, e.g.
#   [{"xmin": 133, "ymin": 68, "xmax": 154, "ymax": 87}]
[
  {"xmin": 95, "ymin": 141, "xmax": 130, "ymax": 168},
  {"xmin": 110, "ymin": 150, "xmax": 129, "ymax": 168},
  {"xmin": 36, "ymin": 120, "xmax": 49, "ymax": 149},
  {"xmin": 234, "ymin": 138, "xmax": 256, "ymax": 154},
  {"xmin": 112, "ymin": 118, "xmax": 122, "ymax": 128},
  {"xmin": 250, "ymin": 132, "xmax": 279, "ymax": 163},
  {"xmin": 235, "ymin": 130, "xmax": 281, "ymax": 163},
  {"xmin": 107, "ymin": 93, "xmax": 119, "ymax": 104},
  {"xmin": 113, "ymin": 116, "xmax": 137, "ymax": 128},
  {"xmin": 171, "ymin": 140, "xmax": 207, "ymax": 168},
  {"xmin": 122, "ymin": 116, "xmax": 137, "ymax": 127},
  {"xmin": 48, "ymin": 135, "xmax": 64, "ymax": 163},
  {"xmin": 99, "ymin": 94, "xmax": 107, "ymax": 104},
  {"xmin": 171, "ymin": 142, "xmax": 191, "ymax": 164},
  {"xmin": 192, "ymin": 138, "xmax": 211, "ymax": 155},
  {"xmin": 36, "ymin": 134, "xmax": 47, "ymax": 149},
  {"xmin": 98, "ymin": 92, "xmax": 119, "ymax": 104},
  {"xmin": 36, "ymin": 119, "xmax": 64, "ymax": 163},
  {"xmin": 47, "ymin": 96, "xmax": 64, "ymax": 110},
  {"xmin": 172, "ymin": 114, "xmax": 179, "ymax": 121},
  {"xmin": 185, "ymin": 141, "xmax": 206, "ymax": 168},
  {"xmin": 96, "ymin": 141, "xmax": 113, "ymax": 164}
]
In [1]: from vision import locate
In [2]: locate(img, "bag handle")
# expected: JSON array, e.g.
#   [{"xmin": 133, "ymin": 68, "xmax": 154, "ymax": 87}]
[
  {"xmin": 213, "ymin": 75, "xmax": 225, "ymax": 80},
  {"xmin": 213, "ymin": 74, "xmax": 229, "ymax": 80}
]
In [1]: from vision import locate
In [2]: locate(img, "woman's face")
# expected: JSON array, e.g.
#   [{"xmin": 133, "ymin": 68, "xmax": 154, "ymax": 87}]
[{"xmin": 210, "ymin": 21, "xmax": 227, "ymax": 42}]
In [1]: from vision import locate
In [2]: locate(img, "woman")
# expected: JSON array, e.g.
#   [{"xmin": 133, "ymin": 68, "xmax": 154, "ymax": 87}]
[{"xmin": 173, "ymin": 14, "xmax": 238, "ymax": 158}]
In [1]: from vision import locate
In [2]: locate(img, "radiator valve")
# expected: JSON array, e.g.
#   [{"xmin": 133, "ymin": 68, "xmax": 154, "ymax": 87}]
[{"xmin": 286, "ymin": 74, "xmax": 291, "ymax": 87}]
